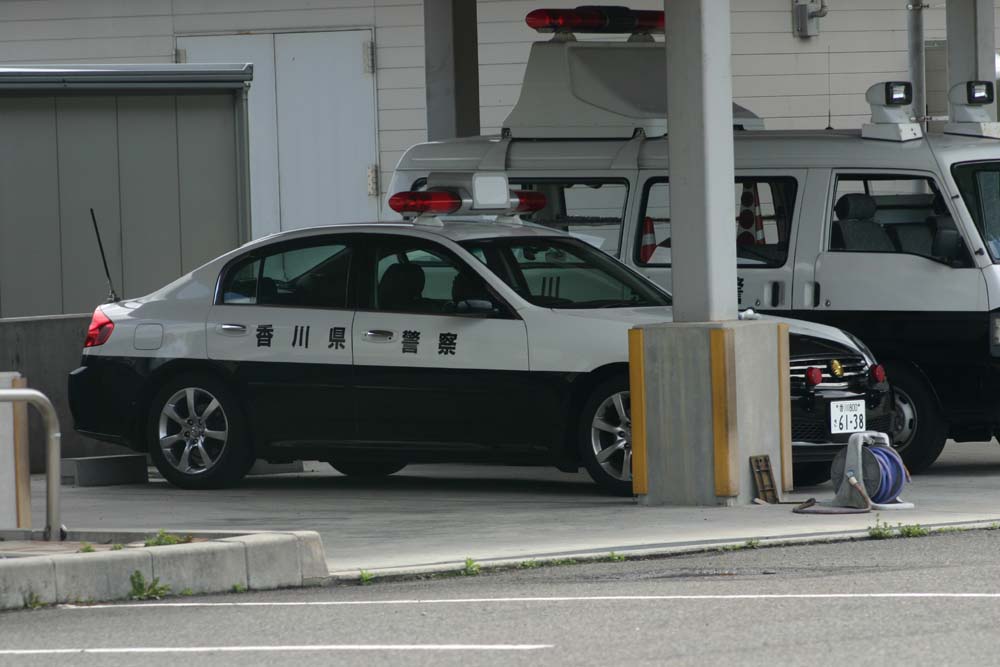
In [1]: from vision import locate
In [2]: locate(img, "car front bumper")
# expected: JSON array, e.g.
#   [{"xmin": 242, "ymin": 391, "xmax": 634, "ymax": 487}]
[{"xmin": 790, "ymin": 386, "xmax": 894, "ymax": 463}]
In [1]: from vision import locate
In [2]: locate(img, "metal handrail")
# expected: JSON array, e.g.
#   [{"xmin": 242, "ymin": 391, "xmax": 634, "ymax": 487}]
[{"xmin": 0, "ymin": 388, "xmax": 61, "ymax": 541}]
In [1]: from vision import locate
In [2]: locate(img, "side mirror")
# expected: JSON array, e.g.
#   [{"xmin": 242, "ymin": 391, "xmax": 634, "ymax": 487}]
[
  {"xmin": 456, "ymin": 299, "xmax": 495, "ymax": 315},
  {"xmin": 933, "ymin": 229, "xmax": 967, "ymax": 266}
]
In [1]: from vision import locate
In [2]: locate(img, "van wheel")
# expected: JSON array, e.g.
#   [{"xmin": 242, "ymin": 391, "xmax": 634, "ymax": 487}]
[
  {"xmin": 147, "ymin": 374, "xmax": 253, "ymax": 489},
  {"xmin": 328, "ymin": 461, "xmax": 406, "ymax": 478},
  {"xmin": 579, "ymin": 375, "xmax": 634, "ymax": 497},
  {"xmin": 884, "ymin": 362, "xmax": 947, "ymax": 473}
]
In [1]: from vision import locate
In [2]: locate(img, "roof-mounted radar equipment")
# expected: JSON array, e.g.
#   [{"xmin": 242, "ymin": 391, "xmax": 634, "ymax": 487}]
[
  {"xmin": 944, "ymin": 80, "xmax": 1000, "ymax": 139},
  {"xmin": 861, "ymin": 81, "xmax": 922, "ymax": 142},
  {"xmin": 388, "ymin": 172, "xmax": 547, "ymax": 224},
  {"xmin": 525, "ymin": 6, "xmax": 664, "ymax": 40}
]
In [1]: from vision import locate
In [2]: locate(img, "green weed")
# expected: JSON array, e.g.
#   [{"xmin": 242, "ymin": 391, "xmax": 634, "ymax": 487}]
[
  {"xmin": 462, "ymin": 557, "xmax": 481, "ymax": 576},
  {"xmin": 898, "ymin": 523, "xmax": 930, "ymax": 538},
  {"xmin": 129, "ymin": 570, "xmax": 170, "ymax": 600},
  {"xmin": 23, "ymin": 591, "xmax": 42, "ymax": 610},
  {"xmin": 110, "ymin": 543, "xmax": 124, "ymax": 551},
  {"xmin": 144, "ymin": 529, "xmax": 192, "ymax": 547},
  {"xmin": 78, "ymin": 542, "xmax": 95, "ymax": 553},
  {"xmin": 606, "ymin": 552, "xmax": 626, "ymax": 562},
  {"xmin": 868, "ymin": 516, "xmax": 895, "ymax": 540},
  {"xmin": 231, "ymin": 583, "xmax": 247, "ymax": 594},
  {"xmin": 359, "ymin": 570, "xmax": 375, "ymax": 585},
  {"xmin": 517, "ymin": 560, "xmax": 542, "ymax": 569}
]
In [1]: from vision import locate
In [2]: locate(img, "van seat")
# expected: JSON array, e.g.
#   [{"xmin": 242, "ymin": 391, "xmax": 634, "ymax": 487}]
[
  {"xmin": 832, "ymin": 193, "xmax": 895, "ymax": 252},
  {"xmin": 888, "ymin": 224, "xmax": 934, "ymax": 256}
]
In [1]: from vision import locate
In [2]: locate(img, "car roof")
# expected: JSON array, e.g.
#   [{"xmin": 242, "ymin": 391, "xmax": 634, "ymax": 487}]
[{"xmin": 238, "ymin": 219, "xmax": 569, "ymax": 252}]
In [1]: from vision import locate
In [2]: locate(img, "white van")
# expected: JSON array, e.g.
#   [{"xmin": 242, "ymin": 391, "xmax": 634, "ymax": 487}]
[{"xmin": 389, "ymin": 6, "xmax": 1000, "ymax": 473}]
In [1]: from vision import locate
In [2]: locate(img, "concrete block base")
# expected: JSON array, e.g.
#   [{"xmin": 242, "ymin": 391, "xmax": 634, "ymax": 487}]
[
  {"xmin": 150, "ymin": 541, "xmax": 247, "ymax": 595},
  {"xmin": 631, "ymin": 320, "xmax": 791, "ymax": 506},
  {"xmin": 53, "ymin": 549, "xmax": 153, "ymax": 603},
  {"xmin": 61, "ymin": 454, "xmax": 148, "ymax": 487}
]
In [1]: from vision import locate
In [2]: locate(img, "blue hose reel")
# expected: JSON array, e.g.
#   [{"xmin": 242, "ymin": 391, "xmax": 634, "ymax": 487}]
[{"xmin": 830, "ymin": 431, "xmax": 911, "ymax": 509}]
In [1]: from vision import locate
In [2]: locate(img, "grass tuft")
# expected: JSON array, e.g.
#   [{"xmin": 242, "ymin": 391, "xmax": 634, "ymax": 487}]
[
  {"xmin": 129, "ymin": 570, "xmax": 170, "ymax": 600},
  {"xmin": 462, "ymin": 557, "xmax": 481, "ymax": 576},
  {"xmin": 359, "ymin": 570, "xmax": 375, "ymax": 585}
]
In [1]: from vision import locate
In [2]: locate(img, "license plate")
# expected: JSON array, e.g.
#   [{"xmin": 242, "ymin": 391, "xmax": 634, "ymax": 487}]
[{"xmin": 830, "ymin": 400, "xmax": 866, "ymax": 434}]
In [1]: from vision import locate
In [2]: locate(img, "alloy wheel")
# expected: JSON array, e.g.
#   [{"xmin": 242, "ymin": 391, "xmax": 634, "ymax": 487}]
[
  {"xmin": 590, "ymin": 390, "xmax": 632, "ymax": 482},
  {"xmin": 890, "ymin": 386, "xmax": 917, "ymax": 453},
  {"xmin": 157, "ymin": 387, "xmax": 229, "ymax": 475}
]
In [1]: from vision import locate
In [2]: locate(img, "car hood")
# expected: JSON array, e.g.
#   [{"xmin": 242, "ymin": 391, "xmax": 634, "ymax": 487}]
[{"xmin": 555, "ymin": 307, "xmax": 869, "ymax": 361}]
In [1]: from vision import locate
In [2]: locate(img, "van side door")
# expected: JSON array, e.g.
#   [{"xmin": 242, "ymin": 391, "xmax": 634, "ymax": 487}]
[{"xmin": 624, "ymin": 170, "xmax": 806, "ymax": 311}]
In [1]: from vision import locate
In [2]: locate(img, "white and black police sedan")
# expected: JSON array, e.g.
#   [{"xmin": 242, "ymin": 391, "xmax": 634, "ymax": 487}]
[{"xmin": 69, "ymin": 180, "xmax": 890, "ymax": 495}]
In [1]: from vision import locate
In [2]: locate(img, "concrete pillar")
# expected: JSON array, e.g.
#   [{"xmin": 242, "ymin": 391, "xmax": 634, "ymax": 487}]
[
  {"xmin": 423, "ymin": 0, "xmax": 481, "ymax": 140},
  {"xmin": 663, "ymin": 0, "xmax": 737, "ymax": 322},
  {"xmin": 946, "ymin": 0, "xmax": 996, "ymax": 120},
  {"xmin": 630, "ymin": 321, "xmax": 792, "ymax": 506}
]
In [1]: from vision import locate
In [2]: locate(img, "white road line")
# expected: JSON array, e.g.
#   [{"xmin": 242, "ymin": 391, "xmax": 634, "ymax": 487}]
[
  {"xmin": 0, "ymin": 645, "xmax": 553, "ymax": 655},
  {"xmin": 62, "ymin": 592, "xmax": 1000, "ymax": 610}
]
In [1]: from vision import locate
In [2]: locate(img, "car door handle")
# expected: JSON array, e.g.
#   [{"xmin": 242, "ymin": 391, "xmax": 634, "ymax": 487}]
[
  {"xmin": 218, "ymin": 323, "xmax": 247, "ymax": 335},
  {"xmin": 363, "ymin": 330, "xmax": 394, "ymax": 342}
]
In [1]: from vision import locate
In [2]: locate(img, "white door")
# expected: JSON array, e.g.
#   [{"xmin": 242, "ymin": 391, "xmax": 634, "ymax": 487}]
[{"xmin": 178, "ymin": 30, "xmax": 379, "ymax": 237}]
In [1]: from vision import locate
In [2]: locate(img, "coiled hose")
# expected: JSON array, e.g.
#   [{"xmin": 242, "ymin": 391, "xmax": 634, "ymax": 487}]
[{"xmin": 868, "ymin": 445, "xmax": 910, "ymax": 504}]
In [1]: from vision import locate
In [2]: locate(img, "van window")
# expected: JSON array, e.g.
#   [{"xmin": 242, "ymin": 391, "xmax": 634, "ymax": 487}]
[
  {"xmin": 636, "ymin": 177, "xmax": 797, "ymax": 268},
  {"xmin": 830, "ymin": 174, "xmax": 950, "ymax": 260},
  {"xmin": 507, "ymin": 180, "xmax": 629, "ymax": 257},
  {"xmin": 952, "ymin": 162, "xmax": 1000, "ymax": 260}
]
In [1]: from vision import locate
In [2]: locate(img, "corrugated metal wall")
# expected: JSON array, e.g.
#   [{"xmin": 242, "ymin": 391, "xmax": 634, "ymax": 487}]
[{"xmin": 0, "ymin": 93, "xmax": 240, "ymax": 317}]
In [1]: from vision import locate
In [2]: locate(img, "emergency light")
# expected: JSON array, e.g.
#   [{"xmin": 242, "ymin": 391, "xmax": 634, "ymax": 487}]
[
  {"xmin": 945, "ymin": 80, "xmax": 1000, "ymax": 139},
  {"xmin": 388, "ymin": 171, "xmax": 548, "ymax": 221},
  {"xmin": 526, "ymin": 6, "xmax": 664, "ymax": 35}
]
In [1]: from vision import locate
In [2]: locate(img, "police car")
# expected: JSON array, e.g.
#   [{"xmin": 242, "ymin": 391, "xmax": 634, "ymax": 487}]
[{"xmin": 68, "ymin": 174, "xmax": 890, "ymax": 494}]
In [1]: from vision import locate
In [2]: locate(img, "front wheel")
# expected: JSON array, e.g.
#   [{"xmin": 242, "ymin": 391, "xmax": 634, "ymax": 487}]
[
  {"xmin": 884, "ymin": 362, "xmax": 947, "ymax": 473},
  {"xmin": 147, "ymin": 374, "xmax": 253, "ymax": 489},
  {"xmin": 578, "ymin": 375, "xmax": 634, "ymax": 497}
]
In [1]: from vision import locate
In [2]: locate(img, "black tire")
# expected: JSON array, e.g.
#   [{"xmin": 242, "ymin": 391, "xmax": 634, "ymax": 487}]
[
  {"xmin": 147, "ymin": 373, "xmax": 253, "ymax": 489},
  {"xmin": 328, "ymin": 461, "xmax": 406, "ymax": 478},
  {"xmin": 792, "ymin": 462, "xmax": 832, "ymax": 487},
  {"xmin": 578, "ymin": 374, "xmax": 634, "ymax": 497},
  {"xmin": 884, "ymin": 361, "xmax": 947, "ymax": 473}
]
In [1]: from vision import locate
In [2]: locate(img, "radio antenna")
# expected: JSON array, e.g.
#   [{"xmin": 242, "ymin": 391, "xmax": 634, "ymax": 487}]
[
  {"xmin": 89, "ymin": 208, "xmax": 120, "ymax": 303},
  {"xmin": 825, "ymin": 47, "xmax": 833, "ymax": 130}
]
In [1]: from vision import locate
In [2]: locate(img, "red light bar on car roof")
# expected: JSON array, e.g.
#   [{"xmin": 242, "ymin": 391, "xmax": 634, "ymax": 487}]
[
  {"xmin": 389, "ymin": 189, "xmax": 547, "ymax": 217},
  {"xmin": 526, "ymin": 6, "xmax": 664, "ymax": 34}
]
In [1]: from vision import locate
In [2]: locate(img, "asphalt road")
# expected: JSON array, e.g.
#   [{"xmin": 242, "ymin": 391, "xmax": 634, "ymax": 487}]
[{"xmin": 4, "ymin": 529, "xmax": 1000, "ymax": 666}]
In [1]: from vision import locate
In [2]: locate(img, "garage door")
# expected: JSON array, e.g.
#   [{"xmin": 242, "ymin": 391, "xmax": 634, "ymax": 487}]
[{"xmin": 178, "ymin": 30, "xmax": 380, "ymax": 237}]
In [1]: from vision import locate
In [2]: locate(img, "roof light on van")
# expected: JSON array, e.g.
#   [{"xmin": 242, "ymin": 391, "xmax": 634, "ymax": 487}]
[
  {"xmin": 525, "ymin": 6, "xmax": 664, "ymax": 35},
  {"xmin": 945, "ymin": 81, "xmax": 1000, "ymax": 139},
  {"xmin": 861, "ymin": 80, "xmax": 922, "ymax": 142},
  {"xmin": 388, "ymin": 190, "xmax": 463, "ymax": 215}
]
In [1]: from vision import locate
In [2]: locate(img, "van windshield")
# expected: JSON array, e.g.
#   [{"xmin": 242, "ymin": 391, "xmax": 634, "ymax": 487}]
[
  {"xmin": 952, "ymin": 161, "xmax": 1000, "ymax": 260},
  {"xmin": 460, "ymin": 237, "xmax": 671, "ymax": 309}
]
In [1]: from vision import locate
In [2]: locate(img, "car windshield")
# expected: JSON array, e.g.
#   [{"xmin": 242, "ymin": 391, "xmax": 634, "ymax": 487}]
[
  {"xmin": 460, "ymin": 237, "xmax": 671, "ymax": 309},
  {"xmin": 952, "ymin": 161, "xmax": 1000, "ymax": 261}
]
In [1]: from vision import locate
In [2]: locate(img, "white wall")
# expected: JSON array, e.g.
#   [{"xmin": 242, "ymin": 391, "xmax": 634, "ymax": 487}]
[{"xmin": 0, "ymin": 0, "xmax": 994, "ymax": 208}]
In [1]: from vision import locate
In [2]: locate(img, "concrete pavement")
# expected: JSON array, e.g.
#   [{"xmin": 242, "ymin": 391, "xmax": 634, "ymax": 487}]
[
  {"xmin": 28, "ymin": 441, "xmax": 1000, "ymax": 578},
  {"xmin": 5, "ymin": 530, "xmax": 1000, "ymax": 665}
]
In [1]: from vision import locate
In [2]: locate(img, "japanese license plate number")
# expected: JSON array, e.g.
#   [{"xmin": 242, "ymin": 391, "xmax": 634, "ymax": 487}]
[{"xmin": 830, "ymin": 400, "xmax": 866, "ymax": 434}]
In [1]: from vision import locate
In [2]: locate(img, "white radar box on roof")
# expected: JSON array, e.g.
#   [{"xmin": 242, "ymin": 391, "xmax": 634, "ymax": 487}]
[{"xmin": 502, "ymin": 40, "xmax": 764, "ymax": 139}]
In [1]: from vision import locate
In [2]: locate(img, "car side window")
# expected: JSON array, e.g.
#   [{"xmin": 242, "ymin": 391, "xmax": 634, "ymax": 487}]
[
  {"xmin": 637, "ymin": 177, "xmax": 797, "ymax": 268},
  {"xmin": 372, "ymin": 239, "xmax": 495, "ymax": 315},
  {"xmin": 220, "ymin": 241, "xmax": 352, "ymax": 308},
  {"xmin": 508, "ymin": 179, "xmax": 629, "ymax": 256},
  {"xmin": 829, "ymin": 174, "xmax": 959, "ymax": 262}
]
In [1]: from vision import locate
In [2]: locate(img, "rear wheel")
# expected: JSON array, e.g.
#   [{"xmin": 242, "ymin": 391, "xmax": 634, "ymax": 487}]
[
  {"xmin": 328, "ymin": 461, "xmax": 406, "ymax": 478},
  {"xmin": 578, "ymin": 375, "xmax": 633, "ymax": 497},
  {"xmin": 884, "ymin": 362, "xmax": 947, "ymax": 473},
  {"xmin": 147, "ymin": 374, "xmax": 253, "ymax": 489}
]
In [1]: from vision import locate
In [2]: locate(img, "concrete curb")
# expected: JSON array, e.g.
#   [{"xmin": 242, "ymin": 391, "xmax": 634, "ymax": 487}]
[
  {"xmin": 0, "ymin": 530, "xmax": 326, "ymax": 611},
  {"xmin": 326, "ymin": 518, "xmax": 1000, "ymax": 583}
]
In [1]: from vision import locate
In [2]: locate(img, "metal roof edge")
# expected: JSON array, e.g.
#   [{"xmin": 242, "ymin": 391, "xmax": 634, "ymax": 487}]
[{"xmin": 0, "ymin": 64, "xmax": 253, "ymax": 90}]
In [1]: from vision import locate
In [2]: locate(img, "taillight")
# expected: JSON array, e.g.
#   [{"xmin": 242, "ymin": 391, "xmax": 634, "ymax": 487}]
[
  {"xmin": 512, "ymin": 190, "xmax": 547, "ymax": 213},
  {"xmin": 805, "ymin": 367, "xmax": 823, "ymax": 387},
  {"xmin": 870, "ymin": 364, "xmax": 887, "ymax": 384},
  {"xmin": 388, "ymin": 190, "xmax": 463, "ymax": 215},
  {"xmin": 84, "ymin": 308, "xmax": 114, "ymax": 347}
]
